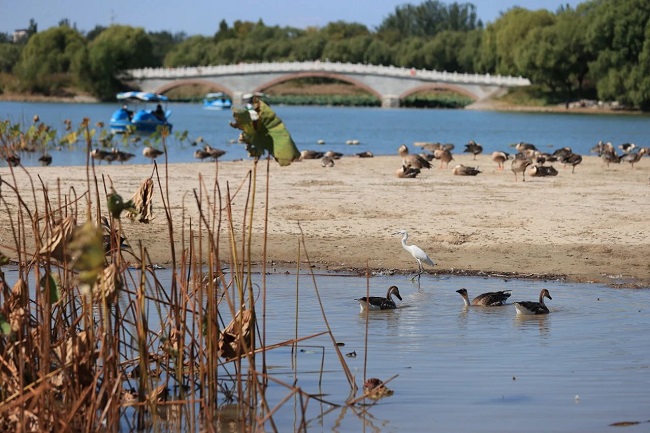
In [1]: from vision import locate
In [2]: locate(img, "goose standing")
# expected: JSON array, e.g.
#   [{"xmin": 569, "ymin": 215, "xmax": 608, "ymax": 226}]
[
  {"xmin": 491, "ymin": 151, "xmax": 510, "ymax": 171},
  {"xmin": 463, "ymin": 140, "xmax": 483, "ymax": 160},
  {"xmin": 514, "ymin": 289, "xmax": 552, "ymax": 315},
  {"xmin": 511, "ymin": 157, "xmax": 532, "ymax": 181},
  {"xmin": 621, "ymin": 148, "xmax": 647, "ymax": 168},
  {"xmin": 393, "ymin": 230, "xmax": 435, "ymax": 276},
  {"xmin": 433, "ymin": 148, "xmax": 454, "ymax": 169},
  {"xmin": 563, "ymin": 153, "xmax": 583, "ymax": 173},
  {"xmin": 357, "ymin": 285, "xmax": 403, "ymax": 312},
  {"xmin": 456, "ymin": 288, "xmax": 511, "ymax": 306}
]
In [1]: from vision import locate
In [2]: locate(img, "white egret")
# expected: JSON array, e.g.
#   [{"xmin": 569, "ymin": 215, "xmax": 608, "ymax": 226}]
[{"xmin": 393, "ymin": 230, "xmax": 435, "ymax": 276}]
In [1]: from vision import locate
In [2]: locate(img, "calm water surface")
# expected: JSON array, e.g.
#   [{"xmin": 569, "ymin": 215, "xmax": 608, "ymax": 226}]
[
  {"xmin": 147, "ymin": 268, "xmax": 650, "ymax": 432},
  {"xmin": 3, "ymin": 266, "xmax": 649, "ymax": 432},
  {"xmin": 2, "ymin": 101, "xmax": 650, "ymax": 167}
]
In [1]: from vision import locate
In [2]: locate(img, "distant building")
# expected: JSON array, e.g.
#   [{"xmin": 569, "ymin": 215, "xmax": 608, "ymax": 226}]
[{"xmin": 12, "ymin": 29, "xmax": 28, "ymax": 43}]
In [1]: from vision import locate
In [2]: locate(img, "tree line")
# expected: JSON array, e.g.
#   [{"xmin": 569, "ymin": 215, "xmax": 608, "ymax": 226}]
[{"xmin": 1, "ymin": 0, "xmax": 650, "ymax": 109}]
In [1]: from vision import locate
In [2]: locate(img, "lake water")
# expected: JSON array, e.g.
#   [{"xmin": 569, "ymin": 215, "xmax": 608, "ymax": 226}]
[
  {"xmin": 239, "ymin": 270, "xmax": 650, "ymax": 433},
  {"xmin": 3, "ymin": 265, "xmax": 647, "ymax": 432},
  {"xmin": 2, "ymin": 101, "xmax": 650, "ymax": 167},
  {"xmin": 2, "ymin": 102, "xmax": 650, "ymax": 431}
]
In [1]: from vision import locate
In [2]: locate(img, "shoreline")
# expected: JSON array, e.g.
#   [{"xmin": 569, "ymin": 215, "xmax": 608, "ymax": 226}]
[
  {"xmin": 1, "ymin": 93, "xmax": 642, "ymax": 116},
  {"xmin": 1, "ymin": 155, "xmax": 649, "ymax": 289}
]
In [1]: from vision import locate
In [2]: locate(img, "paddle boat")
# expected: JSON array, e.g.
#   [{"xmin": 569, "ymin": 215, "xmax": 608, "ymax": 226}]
[
  {"xmin": 110, "ymin": 91, "xmax": 172, "ymax": 134},
  {"xmin": 203, "ymin": 92, "xmax": 232, "ymax": 110}
]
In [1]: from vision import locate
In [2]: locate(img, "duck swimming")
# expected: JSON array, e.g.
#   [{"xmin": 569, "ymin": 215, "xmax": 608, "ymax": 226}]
[
  {"xmin": 357, "ymin": 285, "xmax": 402, "ymax": 312},
  {"xmin": 514, "ymin": 289, "xmax": 552, "ymax": 315},
  {"xmin": 456, "ymin": 288, "xmax": 511, "ymax": 306}
]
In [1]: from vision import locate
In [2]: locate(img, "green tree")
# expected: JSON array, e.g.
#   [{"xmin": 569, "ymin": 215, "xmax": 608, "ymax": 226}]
[
  {"xmin": 496, "ymin": 8, "xmax": 556, "ymax": 75},
  {"xmin": 456, "ymin": 28, "xmax": 483, "ymax": 73},
  {"xmin": 392, "ymin": 37, "xmax": 427, "ymax": 68},
  {"xmin": 364, "ymin": 39, "xmax": 394, "ymax": 65},
  {"xmin": 148, "ymin": 31, "xmax": 186, "ymax": 66},
  {"xmin": 515, "ymin": 7, "xmax": 592, "ymax": 94},
  {"xmin": 291, "ymin": 29, "xmax": 327, "ymax": 61},
  {"xmin": 585, "ymin": 0, "xmax": 650, "ymax": 108},
  {"xmin": 423, "ymin": 30, "xmax": 466, "ymax": 72},
  {"xmin": 164, "ymin": 35, "xmax": 214, "ymax": 66},
  {"xmin": 14, "ymin": 25, "xmax": 86, "ymax": 93},
  {"xmin": 377, "ymin": 0, "xmax": 479, "ymax": 38},
  {"xmin": 82, "ymin": 25, "xmax": 156, "ymax": 100},
  {"xmin": 0, "ymin": 43, "xmax": 21, "ymax": 73}
]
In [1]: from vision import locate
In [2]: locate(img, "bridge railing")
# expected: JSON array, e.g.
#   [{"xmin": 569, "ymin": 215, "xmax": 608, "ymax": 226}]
[{"xmin": 126, "ymin": 61, "xmax": 531, "ymax": 86}]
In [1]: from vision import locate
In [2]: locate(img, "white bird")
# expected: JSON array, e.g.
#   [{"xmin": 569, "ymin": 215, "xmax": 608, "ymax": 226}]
[
  {"xmin": 514, "ymin": 289, "xmax": 553, "ymax": 315},
  {"xmin": 356, "ymin": 285, "xmax": 402, "ymax": 312},
  {"xmin": 393, "ymin": 230, "xmax": 435, "ymax": 276}
]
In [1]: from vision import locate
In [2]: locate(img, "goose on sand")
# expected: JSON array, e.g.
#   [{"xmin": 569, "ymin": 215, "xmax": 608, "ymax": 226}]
[
  {"xmin": 463, "ymin": 140, "xmax": 483, "ymax": 160},
  {"xmin": 452, "ymin": 164, "xmax": 481, "ymax": 176},
  {"xmin": 357, "ymin": 285, "xmax": 403, "ymax": 312},
  {"xmin": 398, "ymin": 144, "xmax": 432, "ymax": 169}
]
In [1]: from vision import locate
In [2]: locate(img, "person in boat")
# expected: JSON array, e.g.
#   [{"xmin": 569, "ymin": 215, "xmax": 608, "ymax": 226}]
[
  {"xmin": 122, "ymin": 104, "xmax": 133, "ymax": 120},
  {"xmin": 153, "ymin": 104, "xmax": 165, "ymax": 121}
]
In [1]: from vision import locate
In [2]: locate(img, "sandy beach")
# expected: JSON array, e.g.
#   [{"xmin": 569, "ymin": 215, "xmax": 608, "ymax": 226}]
[{"xmin": 1, "ymin": 151, "xmax": 649, "ymax": 288}]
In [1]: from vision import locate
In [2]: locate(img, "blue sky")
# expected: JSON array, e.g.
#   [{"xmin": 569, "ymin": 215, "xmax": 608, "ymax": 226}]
[{"xmin": 1, "ymin": 0, "xmax": 586, "ymax": 35}]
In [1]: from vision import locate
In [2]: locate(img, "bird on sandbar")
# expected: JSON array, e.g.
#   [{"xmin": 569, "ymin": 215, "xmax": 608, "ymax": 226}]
[
  {"xmin": 621, "ymin": 147, "xmax": 647, "ymax": 168},
  {"xmin": 324, "ymin": 150, "xmax": 343, "ymax": 159},
  {"xmin": 456, "ymin": 288, "xmax": 511, "ymax": 307},
  {"xmin": 357, "ymin": 285, "xmax": 403, "ymax": 312},
  {"xmin": 395, "ymin": 165, "xmax": 421, "ymax": 178},
  {"xmin": 514, "ymin": 289, "xmax": 552, "ymax": 315},
  {"xmin": 38, "ymin": 153, "xmax": 53, "ymax": 166},
  {"xmin": 618, "ymin": 142, "xmax": 636, "ymax": 154},
  {"xmin": 511, "ymin": 157, "xmax": 532, "ymax": 181},
  {"xmin": 204, "ymin": 144, "xmax": 226, "ymax": 160},
  {"xmin": 491, "ymin": 151, "xmax": 510, "ymax": 171},
  {"xmin": 463, "ymin": 140, "xmax": 483, "ymax": 160},
  {"xmin": 398, "ymin": 144, "xmax": 432, "ymax": 170},
  {"xmin": 562, "ymin": 153, "xmax": 583, "ymax": 173},
  {"xmin": 143, "ymin": 146, "xmax": 164, "ymax": 161},
  {"xmin": 113, "ymin": 148, "xmax": 135, "ymax": 164},
  {"xmin": 300, "ymin": 149, "xmax": 325, "ymax": 160},
  {"xmin": 433, "ymin": 148, "xmax": 454, "ymax": 169},
  {"xmin": 452, "ymin": 164, "xmax": 481, "ymax": 176},
  {"xmin": 393, "ymin": 229, "xmax": 435, "ymax": 278},
  {"xmin": 321, "ymin": 155, "xmax": 335, "ymax": 167},
  {"xmin": 356, "ymin": 151, "xmax": 374, "ymax": 158}
]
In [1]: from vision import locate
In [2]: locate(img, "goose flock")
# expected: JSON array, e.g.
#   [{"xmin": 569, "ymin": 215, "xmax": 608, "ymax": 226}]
[{"xmin": 357, "ymin": 229, "xmax": 554, "ymax": 316}]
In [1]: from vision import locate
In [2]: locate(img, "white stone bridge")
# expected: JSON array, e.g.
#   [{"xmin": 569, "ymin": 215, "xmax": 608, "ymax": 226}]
[{"xmin": 124, "ymin": 61, "xmax": 530, "ymax": 108}]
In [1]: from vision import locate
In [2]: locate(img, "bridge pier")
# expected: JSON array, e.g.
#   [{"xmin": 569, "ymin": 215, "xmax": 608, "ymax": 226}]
[{"xmin": 381, "ymin": 95, "xmax": 400, "ymax": 108}]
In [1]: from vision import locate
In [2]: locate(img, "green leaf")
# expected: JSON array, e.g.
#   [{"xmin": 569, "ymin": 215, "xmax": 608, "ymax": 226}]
[
  {"xmin": 107, "ymin": 192, "xmax": 137, "ymax": 219},
  {"xmin": 231, "ymin": 99, "xmax": 300, "ymax": 166},
  {"xmin": 0, "ymin": 313, "xmax": 11, "ymax": 336},
  {"xmin": 40, "ymin": 273, "xmax": 61, "ymax": 304}
]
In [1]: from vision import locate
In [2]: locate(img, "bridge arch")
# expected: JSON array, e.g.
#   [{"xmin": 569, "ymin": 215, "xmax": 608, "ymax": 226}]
[
  {"xmin": 399, "ymin": 83, "xmax": 479, "ymax": 102},
  {"xmin": 154, "ymin": 79, "xmax": 233, "ymax": 98},
  {"xmin": 257, "ymin": 72, "xmax": 382, "ymax": 101}
]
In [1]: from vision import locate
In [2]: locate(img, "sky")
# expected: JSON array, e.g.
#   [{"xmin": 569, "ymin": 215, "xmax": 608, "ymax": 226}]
[{"xmin": 1, "ymin": 0, "xmax": 586, "ymax": 36}]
